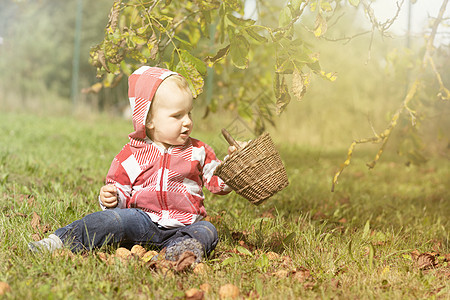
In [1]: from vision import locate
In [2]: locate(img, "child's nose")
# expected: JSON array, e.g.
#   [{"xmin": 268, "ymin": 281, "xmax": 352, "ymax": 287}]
[{"xmin": 183, "ymin": 115, "xmax": 192, "ymax": 126}]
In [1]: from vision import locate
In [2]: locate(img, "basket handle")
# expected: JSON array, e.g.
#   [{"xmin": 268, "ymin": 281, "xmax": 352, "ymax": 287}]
[{"xmin": 221, "ymin": 128, "xmax": 241, "ymax": 150}]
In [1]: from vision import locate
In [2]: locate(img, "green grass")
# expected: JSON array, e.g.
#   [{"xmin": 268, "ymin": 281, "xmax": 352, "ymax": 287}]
[{"xmin": 0, "ymin": 111, "xmax": 449, "ymax": 299}]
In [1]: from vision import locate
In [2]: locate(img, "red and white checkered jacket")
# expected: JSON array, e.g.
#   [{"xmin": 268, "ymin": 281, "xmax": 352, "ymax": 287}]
[{"xmin": 102, "ymin": 66, "xmax": 231, "ymax": 228}]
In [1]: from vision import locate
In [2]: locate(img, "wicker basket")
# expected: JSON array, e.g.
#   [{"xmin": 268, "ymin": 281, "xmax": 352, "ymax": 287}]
[{"xmin": 214, "ymin": 129, "xmax": 289, "ymax": 205}]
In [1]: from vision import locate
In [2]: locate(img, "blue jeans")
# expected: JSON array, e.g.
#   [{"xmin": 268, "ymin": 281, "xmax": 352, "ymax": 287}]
[{"xmin": 54, "ymin": 208, "xmax": 218, "ymax": 255}]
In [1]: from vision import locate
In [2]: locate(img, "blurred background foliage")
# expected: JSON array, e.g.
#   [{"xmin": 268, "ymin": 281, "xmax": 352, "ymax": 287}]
[{"xmin": 0, "ymin": 0, "xmax": 448, "ymax": 169}]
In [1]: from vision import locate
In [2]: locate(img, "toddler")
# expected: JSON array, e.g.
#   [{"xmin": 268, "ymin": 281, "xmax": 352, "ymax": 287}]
[{"xmin": 30, "ymin": 66, "xmax": 240, "ymax": 262}]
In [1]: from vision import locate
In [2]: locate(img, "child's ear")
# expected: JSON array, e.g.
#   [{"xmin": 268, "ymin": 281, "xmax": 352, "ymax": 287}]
[{"xmin": 146, "ymin": 121, "xmax": 155, "ymax": 130}]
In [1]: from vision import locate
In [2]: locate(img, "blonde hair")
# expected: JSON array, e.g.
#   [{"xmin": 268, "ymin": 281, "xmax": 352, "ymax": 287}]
[{"xmin": 145, "ymin": 74, "xmax": 192, "ymax": 125}]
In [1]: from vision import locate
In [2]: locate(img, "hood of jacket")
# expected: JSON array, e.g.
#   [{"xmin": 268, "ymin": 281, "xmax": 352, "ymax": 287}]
[{"xmin": 127, "ymin": 66, "xmax": 178, "ymax": 146}]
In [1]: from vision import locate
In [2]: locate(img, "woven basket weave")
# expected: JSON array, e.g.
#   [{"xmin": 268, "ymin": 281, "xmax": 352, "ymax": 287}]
[{"xmin": 214, "ymin": 131, "xmax": 289, "ymax": 205}]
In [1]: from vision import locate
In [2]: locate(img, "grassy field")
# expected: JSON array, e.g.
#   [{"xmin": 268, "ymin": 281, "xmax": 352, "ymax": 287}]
[{"xmin": 0, "ymin": 111, "xmax": 449, "ymax": 299}]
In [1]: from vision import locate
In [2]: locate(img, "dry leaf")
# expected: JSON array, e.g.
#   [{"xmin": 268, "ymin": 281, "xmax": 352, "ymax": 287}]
[
  {"xmin": 52, "ymin": 249, "xmax": 75, "ymax": 259},
  {"xmin": 410, "ymin": 249, "xmax": 421, "ymax": 260},
  {"xmin": 330, "ymin": 278, "xmax": 340, "ymax": 290},
  {"xmin": 142, "ymin": 250, "xmax": 158, "ymax": 262},
  {"xmin": 31, "ymin": 212, "xmax": 41, "ymax": 232},
  {"xmin": 292, "ymin": 69, "xmax": 307, "ymax": 101},
  {"xmin": 219, "ymin": 284, "xmax": 240, "ymax": 299},
  {"xmin": 266, "ymin": 251, "xmax": 280, "ymax": 260},
  {"xmin": 0, "ymin": 282, "xmax": 11, "ymax": 295},
  {"xmin": 97, "ymin": 252, "xmax": 108, "ymax": 262},
  {"xmin": 185, "ymin": 288, "xmax": 204, "ymax": 300},
  {"xmin": 443, "ymin": 253, "xmax": 450, "ymax": 262},
  {"xmin": 175, "ymin": 251, "xmax": 196, "ymax": 272},
  {"xmin": 199, "ymin": 283, "xmax": 211, "ymax": 293},
  {"xmin": 115, "ymin": 247, "xmax": 132, "ymax": 259},
  {"xmin": 193, "ymin": 263, "xmax": 208, "ymax": 275},
  {"xmin": 273, "ymin": 269, "xmax": 289, "ymax": 278},
  {"xmin": 416, "ymin": 253, "xmax": 437, "ymax": 270},
  {"xmin": 131, "ymin": 245, "xmax": 146, "ymax": 258},
  {"xmin": 31, "ymin": 233, "xmax": 41, "ymax": 241},
  {"xmin": 292, "ymin": 267, "xmax": 311, "ymax": 283}
]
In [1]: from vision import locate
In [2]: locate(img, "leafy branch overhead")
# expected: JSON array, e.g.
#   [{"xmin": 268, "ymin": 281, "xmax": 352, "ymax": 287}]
[{"xmin": 89, "ymin": 0, "xmax": 343, "ymax": 120}]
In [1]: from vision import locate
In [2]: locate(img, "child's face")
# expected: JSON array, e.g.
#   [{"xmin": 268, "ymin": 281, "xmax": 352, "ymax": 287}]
[{"xmin": 146, "ymin": 79, "xmax": 193, "ymax": 149}]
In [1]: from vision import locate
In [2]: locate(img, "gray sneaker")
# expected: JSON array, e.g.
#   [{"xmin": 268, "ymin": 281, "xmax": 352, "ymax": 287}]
[
  {"xmin": 165, "ymin": 238, "xmax": 204, "ymax": 263},
  {"xmin": 28, "ymin": 234, "xmax": 63, "ymax": 253}
]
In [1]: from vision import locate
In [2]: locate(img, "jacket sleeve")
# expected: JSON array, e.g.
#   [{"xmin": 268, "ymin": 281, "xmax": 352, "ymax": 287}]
[
  {"xmin": 99, "ymin": 146, "xmax": 133, "ymax": 209},
  {"xmin": 202, "ymin": 143, "xmax": 232, "ymax": 195}
]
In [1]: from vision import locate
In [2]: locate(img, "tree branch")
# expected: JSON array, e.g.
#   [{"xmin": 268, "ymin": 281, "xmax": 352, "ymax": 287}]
[{"xmin": 331, "ymin": 0, "xmax": 449, "ymax": 192}]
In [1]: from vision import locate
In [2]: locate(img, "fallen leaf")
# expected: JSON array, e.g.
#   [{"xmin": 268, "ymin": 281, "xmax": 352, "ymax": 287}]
[
  {"xmin": 416, "ymin": 253, "xmax": 437, "ymax": 270},
  {"xmin": 176, "ymin": 251, "xmax": 196, "ymax": 272},
  {"xmin": 31, "ymin": 233, "xmax": 41, "ymax": 241},
  {"xmin": 410, "ymin": 249, "xmax": 421, "ymax": 260},
  {"xmin": 115, "ymin": 247, "xmax": 132, "ymax": 259},
  {"xmin": 266, "ymin": 251, "xmax": 280, "ymax": 260},
  {"xmin": 443, "ymin": 253, "xmax": 450, "ymax": 262},
  {"xmin": 41, "ymin": 224, "xmax": 51, "ymax": 234},
  {"xmin": 52, "ymin": 249, "xmax": 75, "ymax": 259},
  {"xmin": 219, "ymin": 284, "xmax": 240, "ymax": 299},
  {"xmin": 330, "ymin": 278, "xmax": 340, "ymax": 290},
  {"xmin": 97, "ymin": 252, "xmax": 108, "ymax": 262},
  {"xmin": 142, "ymin": 250, "xmax": 158, "ymax": 262},
  {"xmin": 31, "ymin": 212, "xmax": 41, "ymax": 232},
  {"xmin": 131, "ymin": 245, "xmax": 146, "ymax": 258},
  {"xmin": 273, "ymin": 269, "xmax": 289, "ymax": 278},
  {"xmin": 199, "ymin": 283, "xmax": 211, "ymax": 293},
  {"xmin": 0, "ymin": 282, "xmax": 11, "ymax": 295},
  {"xmin": 185, "ymin": 288, "xmax": 204, "ymax": 300},
  {"xmin": 193, "ymin": 263, "xmax": 209, "ymax": 275},
  {"xmin": 292, "ymin": 267, "xmax": 311, "ymax": 283}
]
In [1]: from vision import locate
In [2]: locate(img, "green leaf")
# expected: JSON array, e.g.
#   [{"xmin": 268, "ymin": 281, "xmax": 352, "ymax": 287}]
[
  {"xmin": 176, "ymin": 51, "xmax": 205, "ymax": 98},
  {"xmin": 307, "ymin": 61, "xmax": 321, "ymax": 72},
  {"xmin": 205, "ymin": 45, "xmax": 230, "ymax": 67},
  {"xmin": 174, "ymin": 35, "xmax": 193, "ymax": 49},
  {"xmin": 244, "ymin": 27, "xmax": 268, "ymax": 43},
  {"xmin": 221, "ymin": 255, "xmax": 240, "ymax": 266},
  {"xmin": 131, "ymin": 34, "xmax": 147, "ymax": 45},
  {"xmin": 226, "ymin": 14, "xmax": 255, "ymax": 26},
  {"xmin": 255, "ymin": 254, "xmax": 269, "ymax": 272},
  {"xmin": 282, "ymin": 232, "xmax": 296, "ymax": 246},
  {"xmin": 348, "ymin": 0, "xmax": 360, "ymax": 7},
  {"xmin": 236, "ymin": 246, "xmax": 253, "ymax": 256},
  {"xmin": 279, "ymin": 6, "xmax": 292, "ymax": 27},
  {"xmin": 362, "ymin": 220, "xmax": 370, "ymax": 239},
  {"xmin": 179, "ymin": 49, "xmax": 206, "ymax": 75},
  {"xmin": 230, "ymin": 35, "xmax": 249, "ymax": 69},
  {"xmin": 136, "ymin": 25, "xmax": 149, "ymax": 35}
]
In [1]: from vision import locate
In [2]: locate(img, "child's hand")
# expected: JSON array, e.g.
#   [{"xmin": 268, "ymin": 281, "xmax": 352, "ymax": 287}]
[
  {"xmin": 100, "ymin": 184, "xmax": 118, "ymax": 208},
  {"xmin": 227, "ymin": 141, "xmax": 248, "ymax": 155}
]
